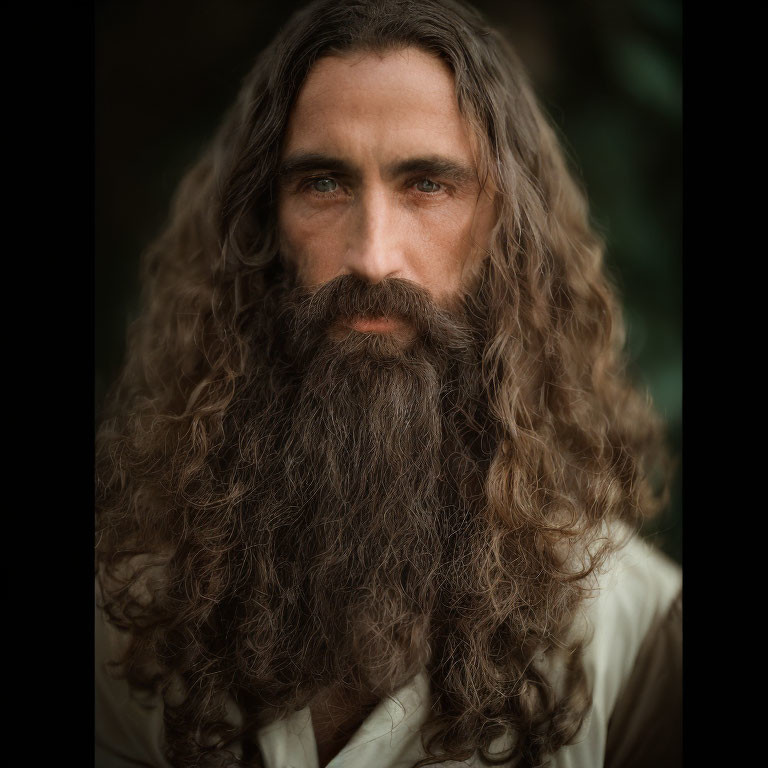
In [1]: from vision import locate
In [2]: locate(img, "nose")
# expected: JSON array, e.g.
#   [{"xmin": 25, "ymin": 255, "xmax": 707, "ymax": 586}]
[{"xmin": 343, "ymin": 186, "xmax": 407, "ymax": 283}]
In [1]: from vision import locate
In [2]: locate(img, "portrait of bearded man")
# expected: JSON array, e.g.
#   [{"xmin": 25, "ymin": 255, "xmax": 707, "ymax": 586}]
[{"xmin": 94, "ymin": 1, "xmax": 682, "ymax": 766}]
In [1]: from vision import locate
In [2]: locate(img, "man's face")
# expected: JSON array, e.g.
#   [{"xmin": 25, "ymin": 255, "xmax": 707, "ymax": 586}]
[{"xmin": 277, "ymin": 47, "xmax": 496, "ymax": 336}]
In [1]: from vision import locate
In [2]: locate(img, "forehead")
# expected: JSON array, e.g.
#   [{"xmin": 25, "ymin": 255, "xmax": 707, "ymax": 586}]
[{"xmin": 281, "ymin": 47, "xmax": 477, "ymax": 165}]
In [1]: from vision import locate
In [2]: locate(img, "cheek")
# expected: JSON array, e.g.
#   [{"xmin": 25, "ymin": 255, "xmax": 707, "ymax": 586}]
[
  {"xmin": 277, "ymin": 203, "xmax": 346, "ymax": 286},
  {"xmin": 408, "ymin": 203, "xmax": 489, "ymax": 300}
]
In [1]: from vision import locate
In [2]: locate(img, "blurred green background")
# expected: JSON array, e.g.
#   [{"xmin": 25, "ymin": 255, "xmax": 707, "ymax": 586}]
[{"xmin": 95, "ymin": 0, "xmax": 681, "ymax": 563}]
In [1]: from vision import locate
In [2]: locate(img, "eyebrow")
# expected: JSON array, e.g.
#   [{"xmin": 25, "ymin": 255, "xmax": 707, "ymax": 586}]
[{"xmin": 277, "ymin": 152, "xmax": 478, "ymax": 187}]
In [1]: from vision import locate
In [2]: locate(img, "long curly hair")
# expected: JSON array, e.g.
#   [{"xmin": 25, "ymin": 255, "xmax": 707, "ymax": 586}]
[{"xmin": 95, "ymin": 1, "xmax": 668, "ymax": 766}]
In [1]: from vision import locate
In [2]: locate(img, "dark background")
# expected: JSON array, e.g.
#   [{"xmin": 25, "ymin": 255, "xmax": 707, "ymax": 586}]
[{"xmin": 95, "ymin": 0, "xmax": 681, "ymax": 563}]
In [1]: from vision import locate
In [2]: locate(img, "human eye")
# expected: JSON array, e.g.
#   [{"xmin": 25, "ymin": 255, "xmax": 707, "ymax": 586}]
[
  {"xmin": 413, "ymin": 178, "xmax": 444, "ymax": 194},
  {"xmin": 310, "ymin": 177, "xmax": 338, "ymax": 193},
  {"xmin": 302, "ymin": 176, "xmax": 341, "ymax": 197}
]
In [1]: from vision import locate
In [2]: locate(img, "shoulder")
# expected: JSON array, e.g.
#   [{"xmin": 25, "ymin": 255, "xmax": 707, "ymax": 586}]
[
  {"xmin": 603, "ymin": 586, "xmax": 681, "ymax": 768},
  {"xmin": 94, "ymin": 578, "xmax": 172, "ymax": 768},
  {"xmin": 581, "ymin": 524, "xmax": 681, "ymax": 710},
  {"xmin": 550, "ymin": 525, "xmax": 682, "ymax": 768},
  {"xmin": 95, "ymin": 574, "xmax": 246, "ymax": 767}
]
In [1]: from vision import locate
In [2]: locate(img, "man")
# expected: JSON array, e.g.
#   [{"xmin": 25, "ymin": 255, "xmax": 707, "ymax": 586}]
[{"xmin": 95, "ymin": 1, "xmax": 681, "ymax": 766}]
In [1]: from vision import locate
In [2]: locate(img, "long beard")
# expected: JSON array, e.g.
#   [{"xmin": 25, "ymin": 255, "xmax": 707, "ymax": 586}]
[{"xmin": 233, "ymin": 272, "xmax": 490, "ymax": 703}]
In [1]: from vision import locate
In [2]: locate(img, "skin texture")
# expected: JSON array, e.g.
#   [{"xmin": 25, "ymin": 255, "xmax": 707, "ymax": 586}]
[{"xmin": 277, "ymin": 48, "xmax": 497, "ymax": 325}]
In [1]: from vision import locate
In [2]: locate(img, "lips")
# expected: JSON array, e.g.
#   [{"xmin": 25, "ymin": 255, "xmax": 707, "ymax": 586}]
[{"xmin": 344, "ymin": 315, "xmax": 407, "ymax": 333}]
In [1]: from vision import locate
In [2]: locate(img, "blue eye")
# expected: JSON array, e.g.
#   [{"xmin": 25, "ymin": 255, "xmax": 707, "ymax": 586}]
[
  {"xmin": 311, "ymin": 178, "xmax": 338, "ymax": 193},
  {"xmin": 416, "ymin": 178, "xmax": 441, "ymax": 193}
]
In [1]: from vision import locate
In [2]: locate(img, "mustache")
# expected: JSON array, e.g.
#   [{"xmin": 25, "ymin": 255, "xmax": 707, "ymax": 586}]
[{"xmin": 279, "ymin": 274, "xmax": 477, "ymax": 354}]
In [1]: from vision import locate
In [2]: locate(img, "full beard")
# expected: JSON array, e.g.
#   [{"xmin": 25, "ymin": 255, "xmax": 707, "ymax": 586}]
[{"xmin": 231, "ymin": 271, "xmax": 492, "ymax": 712}]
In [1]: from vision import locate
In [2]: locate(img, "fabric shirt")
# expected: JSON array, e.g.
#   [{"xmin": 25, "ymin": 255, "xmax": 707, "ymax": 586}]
[{"xmin": 95, "ymin": 527, "xmax": 682, "ymax": 768}]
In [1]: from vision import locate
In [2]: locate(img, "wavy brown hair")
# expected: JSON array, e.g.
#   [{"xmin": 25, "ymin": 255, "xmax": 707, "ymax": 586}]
[{"xmin": 95, "ymin": 1, "xmax": 668, "ymax": 766}]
